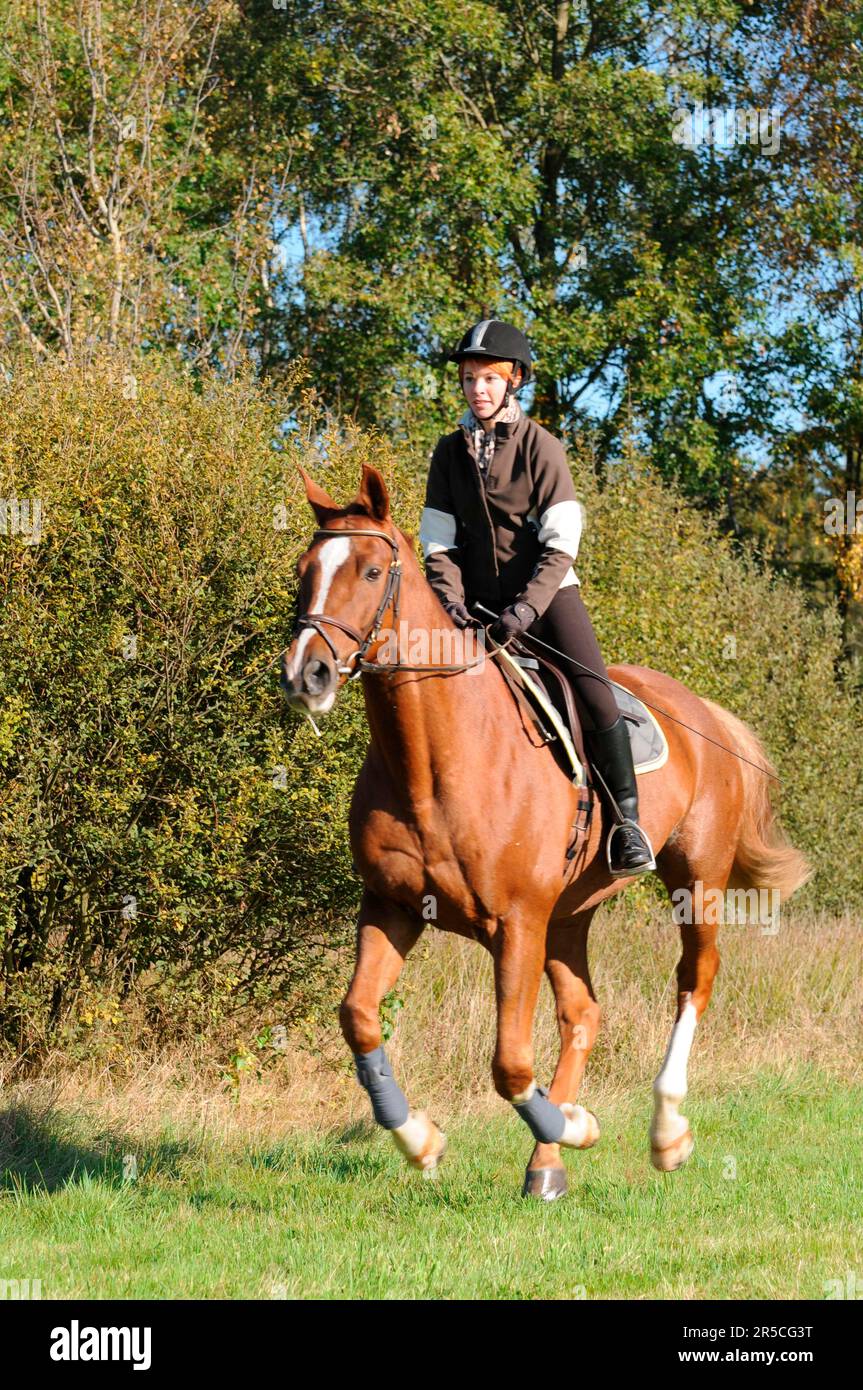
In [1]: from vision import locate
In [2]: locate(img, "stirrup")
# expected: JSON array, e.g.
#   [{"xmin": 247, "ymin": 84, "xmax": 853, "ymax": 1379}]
[{"xmin": 605, "ymin": 818, "xmax": 656, "ymax": 877}]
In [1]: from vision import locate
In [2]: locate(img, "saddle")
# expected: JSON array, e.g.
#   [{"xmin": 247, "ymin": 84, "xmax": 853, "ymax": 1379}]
[{"xmin": 493, "ymin": 638, "xmax": 668, "ymax": 869}]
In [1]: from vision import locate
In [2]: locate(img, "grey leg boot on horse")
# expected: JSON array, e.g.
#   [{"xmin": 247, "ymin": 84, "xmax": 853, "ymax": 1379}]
[{"xmin": 585, "ymin": 714, "xmax": 656, "ymax": 876}]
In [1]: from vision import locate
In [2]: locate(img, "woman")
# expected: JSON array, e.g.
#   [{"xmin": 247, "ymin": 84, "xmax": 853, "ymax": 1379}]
[{"xmin": 419, "ymin": 318, "xmax": 655, "ymax": 876}]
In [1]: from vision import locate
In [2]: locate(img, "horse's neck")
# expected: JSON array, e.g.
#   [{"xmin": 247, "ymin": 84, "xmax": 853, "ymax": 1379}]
[{"xmin": 360, "ymin": 577, "xmax": 499, "ymax": 801}]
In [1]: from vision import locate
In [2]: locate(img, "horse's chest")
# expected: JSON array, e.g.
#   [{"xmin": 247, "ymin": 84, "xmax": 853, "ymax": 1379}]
[{"xmin": 350, "ymin": 799, "xmax": 484, "ymax": 926}]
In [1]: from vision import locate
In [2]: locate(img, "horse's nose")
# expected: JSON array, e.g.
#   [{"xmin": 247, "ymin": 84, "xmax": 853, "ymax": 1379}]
[
  {"xmin": 281, "ymin": 647, "xmax": 336, "ymax": 702},
  {"xmin": 301, "ymin": 657, "xmax": 332, "ymax": 695}
]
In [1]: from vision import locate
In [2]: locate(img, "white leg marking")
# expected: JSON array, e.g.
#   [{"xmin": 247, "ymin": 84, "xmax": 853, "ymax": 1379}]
[
  {"xmin": 559, "ymin": 1104, "xmax": 594, "ymax": 1148},
  {"xmin": 391, "ymin": 1112, "xmax": 430, "ymax": 1158},
  {"xmin": 651, "ymin": 1000, "xmax": 697, "ymax": 1149}
]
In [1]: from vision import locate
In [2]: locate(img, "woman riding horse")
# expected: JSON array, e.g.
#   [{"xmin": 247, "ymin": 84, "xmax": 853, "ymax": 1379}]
[
  {"xmin": 280, "ymin": 328, "xmax": 806, "ymax": 1195},
  {"xmin": 420, "ymin": 318, "xmax": 654, "ymax": 876}
]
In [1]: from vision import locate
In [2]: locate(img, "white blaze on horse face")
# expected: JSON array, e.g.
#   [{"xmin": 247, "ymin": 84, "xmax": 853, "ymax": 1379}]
[
  {"xmin": 651, "ymin": 999, "xmax": 697, "ymax": 1149},
  {"xmin": 286, "ymin": 536, "xmax": 352, "ymax": 695}
]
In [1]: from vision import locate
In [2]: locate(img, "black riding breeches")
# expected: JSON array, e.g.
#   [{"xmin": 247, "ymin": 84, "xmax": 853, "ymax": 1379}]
[{"xmin": 527, "ymin": 585, "xmax": 619, "ymax": 733}]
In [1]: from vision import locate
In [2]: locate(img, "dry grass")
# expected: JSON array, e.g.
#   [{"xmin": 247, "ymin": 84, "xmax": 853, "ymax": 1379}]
[{"xmin": 2, "ymin": 900, "xmax": 859, "ymax": 1151}]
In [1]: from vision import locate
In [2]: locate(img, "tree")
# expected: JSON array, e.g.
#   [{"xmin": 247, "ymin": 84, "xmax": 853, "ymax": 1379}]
[{"xmin": 0, "ymin": 0, "xmax": 283, "ymax": 369}]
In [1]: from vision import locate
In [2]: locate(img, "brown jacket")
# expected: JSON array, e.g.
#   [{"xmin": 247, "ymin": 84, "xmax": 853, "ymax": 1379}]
[{"xmin": 420, "ymin": 407, "xmax": 583, "ymax": 620}]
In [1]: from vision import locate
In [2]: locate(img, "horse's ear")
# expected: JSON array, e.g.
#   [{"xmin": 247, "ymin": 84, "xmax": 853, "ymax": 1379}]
[
  {"xmin": 356, "ymin": 463, "xmax": 390, "ymax": 523},
  {"xmin": 297, "ymin": 463, "xmax": 339, "ymax": 525}
]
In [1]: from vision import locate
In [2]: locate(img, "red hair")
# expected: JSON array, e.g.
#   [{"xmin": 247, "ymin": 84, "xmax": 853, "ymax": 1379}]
[{"xmin": 458, "ymin": 356, "xmax": 522, "ymax": 388}]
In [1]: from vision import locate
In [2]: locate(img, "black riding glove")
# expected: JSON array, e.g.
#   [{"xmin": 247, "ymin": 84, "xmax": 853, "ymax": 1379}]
[
  {"xmin": 444, "ymin": 601, "xmax": 481, "ymax": 630},
  {"xmin": 489, "ymin": 601, "xmax": 537, "ymax": 644}
]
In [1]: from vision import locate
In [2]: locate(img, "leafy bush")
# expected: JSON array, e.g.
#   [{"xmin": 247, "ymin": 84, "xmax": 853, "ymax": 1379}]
[
  {"xmin": 0, "ymin": 352, "xmax": 415, "ymax": 1058},
  {"xmin": 0, "ymin": 351, "xmax": 857, "ymax": 1060}
]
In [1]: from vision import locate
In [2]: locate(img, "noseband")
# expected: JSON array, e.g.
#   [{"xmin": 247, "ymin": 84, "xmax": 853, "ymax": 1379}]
[{"xmin": 292, "ymin": 526, "xmax": 489, "ymax": 677}]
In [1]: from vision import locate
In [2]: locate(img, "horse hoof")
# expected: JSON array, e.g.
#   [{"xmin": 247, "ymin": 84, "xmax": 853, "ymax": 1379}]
[
  {"xmin": 419, "ymin": 1128, "xmax": 447, "ymax": 1179},
  {"xmin": 560, "ymin": 1103, "xmax": 601, "ymax": 1149},
  {"xmin": 650, "ymin": 1128, "xmax": 694, "ymax": 1172},
  {"xmin": 579, "ymin": 1108, "xmax": 601, "ymax": 1148},
  {"xmin": 522, "ymin": 1166, "xmax": 568, "ymax": 1201},
  {"xmin": 393, "ymin": 1111, "xmax": 448, "ymax": 1175}
]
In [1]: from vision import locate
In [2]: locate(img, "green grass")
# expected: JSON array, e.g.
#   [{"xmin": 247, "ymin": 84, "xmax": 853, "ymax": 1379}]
[{"xmin": 1, "ymin": 1064, "xmax": 860, "ymax": 1299}]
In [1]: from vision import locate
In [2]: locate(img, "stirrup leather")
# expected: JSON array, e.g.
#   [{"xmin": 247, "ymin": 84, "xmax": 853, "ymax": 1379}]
[{"xmin": 605, "ymin": 817, "xmax": 657, "ymax": 877}]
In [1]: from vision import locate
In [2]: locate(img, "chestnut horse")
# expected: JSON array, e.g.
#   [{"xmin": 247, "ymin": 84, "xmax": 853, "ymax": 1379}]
[{"xmin": 281, "ymin": 462, "xmax": 812, "ymax": 1199}]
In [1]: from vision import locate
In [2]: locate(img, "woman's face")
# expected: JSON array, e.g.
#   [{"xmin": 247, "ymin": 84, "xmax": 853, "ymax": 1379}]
[{"xmin": 462, "ymin": 359, "xmax": 519, "ymax": 419}]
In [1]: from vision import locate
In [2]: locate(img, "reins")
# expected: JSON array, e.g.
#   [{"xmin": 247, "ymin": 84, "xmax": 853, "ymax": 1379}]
[
  {"xmin": 473, "ymin": 604, "xmax": 780, "ymax": 783},
  {"xmin": 294, "ymin": 527, "xmax": 494, "ymax": 676},
  {"xmin": 291, "ymin": 526, "xmax": 778, "ymax": 783}
]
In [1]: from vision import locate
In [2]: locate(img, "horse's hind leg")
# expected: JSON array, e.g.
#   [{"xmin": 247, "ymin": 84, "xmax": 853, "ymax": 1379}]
[
  {"xmin": 523, "ymin": 911, "xmax": 602, "ymax": 1200},
  {"xmin": 339, "ymin": 889, "xmax": 446, "ymax": 1176},
  {"xmin": 651, "ymin": 848, "xmax": 730, "ymax": 1171}
]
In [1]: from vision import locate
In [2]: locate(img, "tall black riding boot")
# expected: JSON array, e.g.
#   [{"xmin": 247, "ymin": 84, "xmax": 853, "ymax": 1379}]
[{"xmin": 585, "ymin": 714, "xmax": 656, "ymax": 876}]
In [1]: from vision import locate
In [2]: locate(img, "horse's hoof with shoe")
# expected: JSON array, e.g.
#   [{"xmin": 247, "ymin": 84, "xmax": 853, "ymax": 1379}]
[{"xmin": 522, "ymin": 1166, "xmax": 568, "ymax": 1201}]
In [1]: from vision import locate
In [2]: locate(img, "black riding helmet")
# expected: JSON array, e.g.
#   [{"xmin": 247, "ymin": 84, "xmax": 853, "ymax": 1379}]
[{"xmin": 448, "ymin": 320, "xmax": 533, "ymax": 422}]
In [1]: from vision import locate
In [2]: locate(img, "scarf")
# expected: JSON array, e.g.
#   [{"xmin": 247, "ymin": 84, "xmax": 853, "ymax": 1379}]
[{"xmin": 460, "ymin": 395, "xmax": 523, "ymax": 478}]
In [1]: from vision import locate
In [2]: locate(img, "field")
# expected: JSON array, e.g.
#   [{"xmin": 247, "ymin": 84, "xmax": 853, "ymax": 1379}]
[{"xmin": 1, "ymin": 899, "xmax": 861, "ymax": 1300}]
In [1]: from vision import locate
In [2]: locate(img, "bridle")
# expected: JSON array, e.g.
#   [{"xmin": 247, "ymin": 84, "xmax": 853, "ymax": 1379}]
[
  {"xmin": 290, "ymin": 527, "xmax": 783, "ymax": 784},
  {"xmin": 292, "ymin": 526, "xmax": 493, "ymax": 678}
]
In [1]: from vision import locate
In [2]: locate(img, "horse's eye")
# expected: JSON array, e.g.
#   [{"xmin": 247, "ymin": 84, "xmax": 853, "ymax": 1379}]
[{"xmin": 365, "ymin": 566, "xmax": 382, "ymax": 581}]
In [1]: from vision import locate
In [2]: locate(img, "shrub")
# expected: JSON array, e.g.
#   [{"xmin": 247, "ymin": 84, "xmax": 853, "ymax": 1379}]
[
  {"xmin": 0, "ymin": 352, "xmax": 415, "ymax": 1057},
  {"xmin": 0, "ymin": 351, "xmax": 857, "ymax": 1060}
]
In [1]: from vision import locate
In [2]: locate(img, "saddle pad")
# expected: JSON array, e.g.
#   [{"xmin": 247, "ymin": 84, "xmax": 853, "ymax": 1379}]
[
  {"xmin": 614, "ymin": 682, "xmax": 669, "ymax": 773},
  {"xmin": 496, "ymin": 647, "xmax": 669, "ymax": 781}
]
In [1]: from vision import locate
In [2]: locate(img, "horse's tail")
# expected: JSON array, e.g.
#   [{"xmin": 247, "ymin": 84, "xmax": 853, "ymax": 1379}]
[{"xmin": 699, "ymin": 698, "xmax": 813, "ymax": 902}]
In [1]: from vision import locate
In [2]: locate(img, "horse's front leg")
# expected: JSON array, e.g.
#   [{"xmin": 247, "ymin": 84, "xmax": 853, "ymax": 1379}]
[
  {"xmin": 490, "ymin": 912, "xmax": 598, "ymax": 1197},
  {"xmin": 339, "ymin": 888, "xmax": 447, "ymax": 1176}
]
